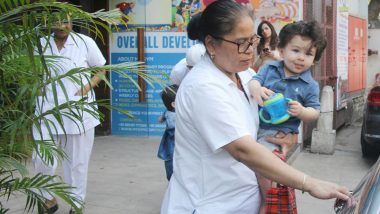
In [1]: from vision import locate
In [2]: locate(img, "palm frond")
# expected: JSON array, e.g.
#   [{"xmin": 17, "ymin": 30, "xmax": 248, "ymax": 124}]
[{"xmin": 0, "ymin": 0, "xmax": 165, "ymax": 212}]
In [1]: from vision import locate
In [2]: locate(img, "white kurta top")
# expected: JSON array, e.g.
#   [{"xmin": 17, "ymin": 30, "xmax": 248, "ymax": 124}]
[
  {"xmin": 33, "ymin": 33, "xmax": 106, "ymax": 138},
  {"xmin": 161, "ymin": 56, "xmax": 260, "ymax": 213}
]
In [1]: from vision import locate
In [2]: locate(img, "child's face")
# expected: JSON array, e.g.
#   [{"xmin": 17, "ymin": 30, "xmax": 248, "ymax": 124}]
[{"xmin": 279, "ymin": 35, "xmax": 316, "ymax": 76}]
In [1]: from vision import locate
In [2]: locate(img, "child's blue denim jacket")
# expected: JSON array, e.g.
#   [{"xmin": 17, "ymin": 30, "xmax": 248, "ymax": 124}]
[{"xmin": 157, "ymin": 111, "xmax": 176, "ymax": 161}]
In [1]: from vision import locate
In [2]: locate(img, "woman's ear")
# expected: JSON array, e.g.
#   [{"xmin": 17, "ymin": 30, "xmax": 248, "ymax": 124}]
[
  {"xmin": 205, "ymin": 35, "xmax": 216, "ymax": 56},
  {"xmin": 171, "ymin": 101, "xmax": 175, "ymax": 109}
]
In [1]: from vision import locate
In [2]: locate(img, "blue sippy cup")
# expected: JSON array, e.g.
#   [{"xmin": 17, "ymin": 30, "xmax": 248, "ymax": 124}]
[{"xmin": 259, "ymin": 93, "xmax": 292, "ymax": 124}]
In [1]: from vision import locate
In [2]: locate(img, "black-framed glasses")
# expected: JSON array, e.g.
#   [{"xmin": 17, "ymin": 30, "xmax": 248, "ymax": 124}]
[{"xmin": 211, "ymin": 34, "xmax": 261, "ymax": 53}]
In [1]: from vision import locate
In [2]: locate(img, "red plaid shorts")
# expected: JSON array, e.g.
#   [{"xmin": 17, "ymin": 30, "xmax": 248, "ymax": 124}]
[{"xmin": 264, "ymin": 150, "xmax": 297, "ymax": 214}]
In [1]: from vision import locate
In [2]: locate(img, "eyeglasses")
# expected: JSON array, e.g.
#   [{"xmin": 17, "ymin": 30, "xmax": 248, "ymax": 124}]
[{"xmin": 211, "ymin": 34, "xmax": 261, "ymax": 54}]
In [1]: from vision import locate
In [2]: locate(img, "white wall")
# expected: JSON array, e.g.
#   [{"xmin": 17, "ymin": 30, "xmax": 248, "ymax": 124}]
[
  {"xmin": 367, "ymin": 29, "xmax": 380, "ymax": 88},
  {"xmin": 348, "ymin": 0, "xmax": 368, "ymax": 19}
]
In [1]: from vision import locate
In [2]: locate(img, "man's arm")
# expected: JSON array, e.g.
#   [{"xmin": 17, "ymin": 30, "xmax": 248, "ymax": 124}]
[
  {"xmin": 76, "ymin": 36, "xmax": 107, "ymax": 96},
  {"xmin": 75, "ymin": 70, "xmax": 106, "ymax": 96}
]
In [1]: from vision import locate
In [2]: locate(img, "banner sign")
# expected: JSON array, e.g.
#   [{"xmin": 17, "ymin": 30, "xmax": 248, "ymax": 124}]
[
  {"xmin": 110, "ymin": 32, "xmax": 196, "ymax": 136},
  {"xmin": 336, "ymin": 0, "xmax": 349, "ymax": 109}
]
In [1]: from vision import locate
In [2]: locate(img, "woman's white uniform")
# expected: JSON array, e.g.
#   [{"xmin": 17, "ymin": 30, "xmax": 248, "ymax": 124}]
[
  {"xmin": 161, "ymin": 55, "xmax": 261, "ymax": 213},
  {"xmin": 32, "ymin": 33, "xmax": 106, "ymax": 204}
]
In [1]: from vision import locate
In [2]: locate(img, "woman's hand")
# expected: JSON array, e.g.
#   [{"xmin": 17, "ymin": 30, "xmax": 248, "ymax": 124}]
[
  {"xmin": 306, "ymin": 176, "xmax": 351, "ymax": 201},
  {"xmin": 260, "ymin": 49, "xmax": 274, "ymax": 59},
  {"xmin": 263, "ymin": 50, "xmax": 274, "ymax": 58}
]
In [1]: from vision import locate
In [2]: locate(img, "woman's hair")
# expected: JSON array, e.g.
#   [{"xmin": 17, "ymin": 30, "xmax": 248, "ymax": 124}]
[
  {"xmin": 278, "ymin": 20, "xmax": 327, "ymax": 62},
  {"xmin": 256, "ymin": 20, "xmax": 278, "ymax": 54},
  {"xmin": 187, "ymin": 12, "xmax": 202, "ymax": 40},
  {"xmin": 187, "ymin": 0, "xmax": 253, "ymax": 44}
]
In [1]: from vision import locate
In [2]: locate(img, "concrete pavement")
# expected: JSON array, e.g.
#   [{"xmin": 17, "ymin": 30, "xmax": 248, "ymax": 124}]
[
  {"xmin": 293, "ymin": 121, "xmax": 377, "ymax": 213},
  {"xmin": 5, "ymin": 122, "xmax": 377, "ymax": 213}
]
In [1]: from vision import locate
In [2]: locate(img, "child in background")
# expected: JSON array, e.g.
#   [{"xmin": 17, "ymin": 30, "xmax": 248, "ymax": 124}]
[
  {"xmin": 248, "ymin": 20, "xmax": 327, "ymax": 213},
  {"xmin": 157, "ymin": 84, "xmax": 179, "ymax": 181}
]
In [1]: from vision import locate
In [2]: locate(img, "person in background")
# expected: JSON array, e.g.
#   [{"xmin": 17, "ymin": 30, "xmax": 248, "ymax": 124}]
[
  {"xmin": 32, "ymin": 16, "xmax": 105, "ymax": 214},
  {"xmin": 248, "ymin": 20, "xmax": 327, "ymax": 213},
  {"xmin": 161, "ymin": 1, "xmax": 350, "ymax": 213},
  {"xmin": 252, "ymin": 20, "xmax": 281, "ymax": 71},
  {"xmin": 157, "ymin": 84, "xmax": 179, "ymax": 181},
  {"xmin": 170, "ymin": 43, "xmax": 206, "ymax": 85},
  {"xmin": 374, "ymin": 72, "xmax": 380, "ymax": 86}
]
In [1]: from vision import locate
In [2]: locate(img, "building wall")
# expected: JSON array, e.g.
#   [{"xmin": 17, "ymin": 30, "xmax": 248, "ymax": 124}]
[
  {"xmin": 348, "ymin": 0, "xmax": 368, "ymax": 19},
  {"xmin": 367, "ymin": 29, "xmax": 380, "ymax": 88},
  {"xmin": 335, "ymin": 0, "xmax": 368, "ymax": 127}
]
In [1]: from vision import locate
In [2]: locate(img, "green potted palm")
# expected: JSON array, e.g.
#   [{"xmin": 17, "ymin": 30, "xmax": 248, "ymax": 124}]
[{"xmin": 0, "ymin": 0, "xmax": 161, "ymax": 213}]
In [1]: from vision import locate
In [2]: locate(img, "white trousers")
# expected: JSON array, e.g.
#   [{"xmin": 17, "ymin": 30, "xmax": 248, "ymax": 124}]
[{"xmin": 33, "ymin": 128, "xmax": 95, "ymax": 205}]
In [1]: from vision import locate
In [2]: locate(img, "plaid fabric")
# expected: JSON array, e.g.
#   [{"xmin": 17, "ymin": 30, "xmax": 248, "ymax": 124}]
[
  {"xmin": 264, "ymin": 150, "xmax": 297, "ymax": 214},
  {"xmin": 265, "ymin": 184, "xmax": 297, "ymax": 214}
]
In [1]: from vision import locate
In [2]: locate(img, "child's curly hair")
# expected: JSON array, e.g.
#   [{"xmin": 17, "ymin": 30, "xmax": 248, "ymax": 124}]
[{"xmin": 278, "ymin": 20, "xmax": 327, "ymax": 62}]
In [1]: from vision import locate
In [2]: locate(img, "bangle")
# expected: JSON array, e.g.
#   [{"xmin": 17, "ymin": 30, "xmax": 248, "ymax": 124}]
[{"xmin": 302, "ymin": 174, "xmax": 308, "ymax": 194}]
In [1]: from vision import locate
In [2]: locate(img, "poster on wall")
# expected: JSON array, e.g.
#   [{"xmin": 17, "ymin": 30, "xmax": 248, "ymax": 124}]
[
  {"xmin": 251, "ymin": 0, "xmax": 302, "ymax": 33},
  {"xmin": 188, "ymin": 0, "xmax": 302, "ymax": 33},
  {"xmin": 114, "ymin": 0, "xmax": 172, "ymax": 31},
  {"xmin": 109, "ymin": 31, "xmax": 196, "ymax": 136},
  {"xmin": 171, "ymin": 0, "xmax": 202, "ymax": 32},
  {"xmin": 336, "ymin": 0, "xmax": 349, "ymax": 110}
]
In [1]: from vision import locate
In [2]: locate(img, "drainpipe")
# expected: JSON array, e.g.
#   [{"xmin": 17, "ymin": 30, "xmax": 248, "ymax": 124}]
[{"xmin": 137, "ymin": 27, "xmax": 146, "ymax": 102}]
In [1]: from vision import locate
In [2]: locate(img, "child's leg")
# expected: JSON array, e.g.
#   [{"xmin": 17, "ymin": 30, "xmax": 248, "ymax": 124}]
[
  {"xmin": 257, "ymin": 173, "xmax": 272, "ymax": 214},
  {"xmin": 275, "ymin": 132, "xmax": 298, "ymax": 155},
  {"xmin": 256, "ymin": 129, "xmax": 279, "ymax": 213},
  {"xmin": 164, "ymin": 159, "xmax": 173, "ymax": 181},
  {"xmin": 257, "ymin": 129, "xmax": 280, "ymax": 151}
]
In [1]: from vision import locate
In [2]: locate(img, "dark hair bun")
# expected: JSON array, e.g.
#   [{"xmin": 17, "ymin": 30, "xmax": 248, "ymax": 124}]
[{"xmin": 187, "ymin": 13, "xmax": 202, "ymax": 41}]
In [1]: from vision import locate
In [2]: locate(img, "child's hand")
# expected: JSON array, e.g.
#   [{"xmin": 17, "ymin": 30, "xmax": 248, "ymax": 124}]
[
  {"xmin": 253, "ymin": 87, "xmax": 274, "ymax": 106},
  {"xmin": 266, "ymin": 132, "xmax": 298, "ymax": 155},
  {"xmin": 158, "ymin": 115, "xmax": 164, "ymax": 123},
  {"xmin": 287, "ymin": 100, "xmax": 305, "ymax": 117}
]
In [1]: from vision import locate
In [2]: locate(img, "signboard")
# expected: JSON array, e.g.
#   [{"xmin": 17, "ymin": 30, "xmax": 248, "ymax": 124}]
[
  {"xmin": 110, "ymin": 31, "xmax": 196, "ymax": 136},
  {"xmin": 336, "ymin": 0, "xmax": 349, "ymax": 109}
]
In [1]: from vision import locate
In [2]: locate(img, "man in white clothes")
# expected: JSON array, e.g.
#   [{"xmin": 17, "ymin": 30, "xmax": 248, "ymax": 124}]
[{"xmin": 32, "ymin": 18, "xmax": 106, "ymax": 214}]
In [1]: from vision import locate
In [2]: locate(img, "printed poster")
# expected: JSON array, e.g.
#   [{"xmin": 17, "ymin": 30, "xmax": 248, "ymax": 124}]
[
  {"xmin": 113, "ymin": 0, "xmax": 172, "ymax": 31},
  {"xmin": 109, "ymin": 31, "xmax": 196, "ymax": 136},
  {"xmin": 202, "ymin": 0, "xmax": 302, "ymax": 33},
  {"xmin": 336, "ymin": 0, "xmax": 349, "ymax": 109}
]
